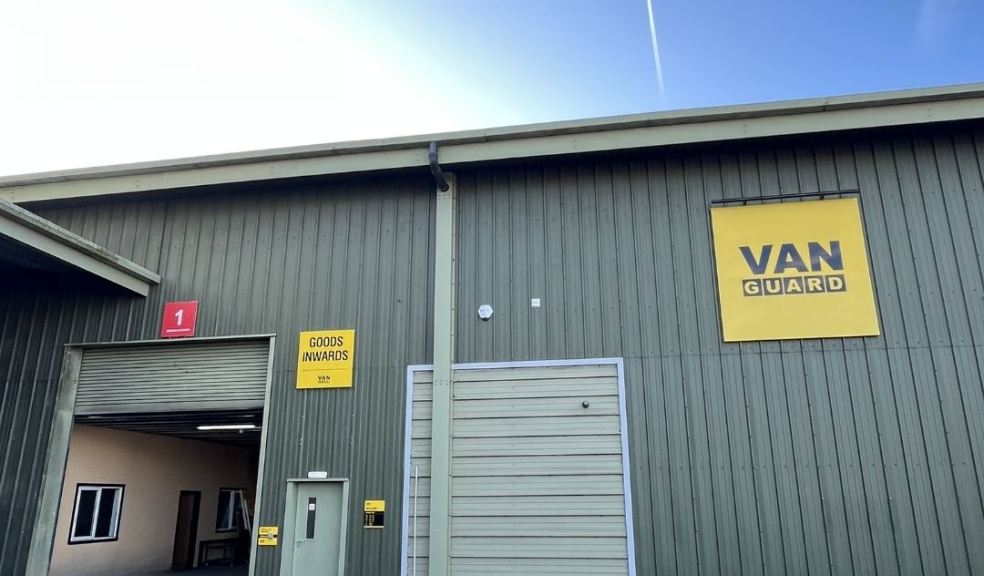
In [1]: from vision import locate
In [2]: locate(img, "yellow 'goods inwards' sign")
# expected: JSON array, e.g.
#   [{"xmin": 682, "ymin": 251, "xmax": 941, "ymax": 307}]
[
  {"xmin": 297, "ymin": 330, "xmax": 355, "ymax": 389},
  {"xmin": 710, "ymin": 197, "xmax": 879, "ymax": 342}
]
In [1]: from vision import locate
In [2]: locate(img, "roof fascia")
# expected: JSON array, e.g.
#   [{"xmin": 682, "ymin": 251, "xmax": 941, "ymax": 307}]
[
  {"xmin": 2, "ymin": 84, "xmax": 983, "ymax": 203},
  {"xmin": 0, "ymin": 198, "xmax": 161, "ymax": 295}
]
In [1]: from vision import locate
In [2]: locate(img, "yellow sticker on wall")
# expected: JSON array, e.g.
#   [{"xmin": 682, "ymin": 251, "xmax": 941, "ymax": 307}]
[
  {"xmin": 363, "ymin": 500, "xmax": 385, "ymax": 528},
  {"xmin": 257, "ymin": 526, "xmax": 279, "ymax": 546},
  {"xmin": 296, "ymin": 330, "xmax": 356, "ymax": 388},
  {"xmin": 710, "ymin": 198, "xmax": 879, "ymax": 341}
]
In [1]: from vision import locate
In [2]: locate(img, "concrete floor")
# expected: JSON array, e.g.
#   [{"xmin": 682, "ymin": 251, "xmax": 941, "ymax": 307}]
[{"xmin": 139, "ymin": 567, "xmax": 248, "ymax": 576}]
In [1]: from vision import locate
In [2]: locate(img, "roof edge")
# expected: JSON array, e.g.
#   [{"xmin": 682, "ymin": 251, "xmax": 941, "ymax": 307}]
[
  {"xmin": 0, "ymin": 197, "xmax": 161, "ymax": 294},
  {"xmin": 3, "ymin": 82, "xmax": 984, "ymax": 202}
]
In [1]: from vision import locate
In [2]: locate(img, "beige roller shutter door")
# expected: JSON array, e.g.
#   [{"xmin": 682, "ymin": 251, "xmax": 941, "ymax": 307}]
[
  {"xmin": 75, "ymin": 338, "xmax": 271, "ymax": 415},
  {"xmin": 403, "ymin": 361, "xmax": 633, "ymax": 576}
]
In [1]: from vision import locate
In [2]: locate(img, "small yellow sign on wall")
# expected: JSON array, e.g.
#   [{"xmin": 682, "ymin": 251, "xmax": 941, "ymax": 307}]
[
  {"xmin": 296, "ymin": 330, "xmax": 355, "ymax": 389},
  {"xmin": 363, "ymin": 500, "xmax": 385, "ymax": 528},
  {"xmin": 710, "ymin": 198, "xmax": 879, "ymax": 341},
  {"xmin": 257, "ymin": 526, "xmax": 279, "ymax": 546}
]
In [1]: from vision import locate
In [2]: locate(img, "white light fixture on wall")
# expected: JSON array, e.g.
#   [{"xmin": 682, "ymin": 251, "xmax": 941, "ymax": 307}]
[{"xmin": 196, "ymin": 424, "xmax": 258, "ymax": 431}]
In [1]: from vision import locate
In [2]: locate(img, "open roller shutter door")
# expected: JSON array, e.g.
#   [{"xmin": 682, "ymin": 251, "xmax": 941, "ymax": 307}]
[
  {"xmin": 75, "ymin": 339, "xmax": 270, "ymax": 415},
  {"xmin": 404, "ymin": 361, "xmax": 632, "ymax": 576}
]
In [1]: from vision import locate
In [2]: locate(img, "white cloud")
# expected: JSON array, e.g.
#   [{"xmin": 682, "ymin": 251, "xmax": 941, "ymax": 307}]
[{"xmin": 0, "ymin": 1, "xmax": 518, "ymax": 175}]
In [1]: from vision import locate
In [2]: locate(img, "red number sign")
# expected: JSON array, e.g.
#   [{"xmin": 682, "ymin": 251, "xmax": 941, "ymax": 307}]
[{"xmin": 160, "ymin": 301, "xmax": 199, "ymax": 338}]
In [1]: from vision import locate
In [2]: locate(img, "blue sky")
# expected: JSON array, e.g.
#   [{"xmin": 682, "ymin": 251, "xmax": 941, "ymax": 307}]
[{"xmin": 0, "ymin": 0, "xmax": 981, "ymax": 175}]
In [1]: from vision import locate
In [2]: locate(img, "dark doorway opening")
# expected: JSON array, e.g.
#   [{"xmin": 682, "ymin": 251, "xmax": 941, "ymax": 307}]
[{"xmin": 173, "ymin": 491, "xmax": 201, "ymax": 570}]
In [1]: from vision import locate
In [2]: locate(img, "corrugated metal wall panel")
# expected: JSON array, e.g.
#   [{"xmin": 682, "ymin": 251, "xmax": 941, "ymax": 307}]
[
  {"xmin": 0, "ymin": 173, "xmax": 434, "ymax": 576},
  {"xmin": 74, "ymin": 340, "xmax": 269, "ymax": 414},
  {"xmin": 4, "ymin": 124, "xmax": 984, "ymax": 576},
  {"xmin": 454, "ymin": 126, "xmax": 984, "ymax": 575}
]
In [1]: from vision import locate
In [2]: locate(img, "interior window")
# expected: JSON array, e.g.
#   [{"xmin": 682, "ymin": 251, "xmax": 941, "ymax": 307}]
[
  {"xmin": 70, "ymin": 485, "xmax": 123, "ymax": 543},
  {"xmin": 216, "ymin": 488, "xmax": 242, "ymax": 531}
]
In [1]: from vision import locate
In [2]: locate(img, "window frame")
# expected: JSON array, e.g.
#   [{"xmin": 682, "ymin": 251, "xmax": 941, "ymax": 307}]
[
  {"xmin": 68, "ymin": 483, "xmax": 125, "ymax": 545},
  {"xmin": 215, "ymin": 487, "xmax": 243, "ymax": 532}
]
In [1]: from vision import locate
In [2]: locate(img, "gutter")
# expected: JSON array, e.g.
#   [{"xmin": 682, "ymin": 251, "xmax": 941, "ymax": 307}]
[{"xmin": 2, "ymin": 82, "xmax": 984, "ymax": 203}]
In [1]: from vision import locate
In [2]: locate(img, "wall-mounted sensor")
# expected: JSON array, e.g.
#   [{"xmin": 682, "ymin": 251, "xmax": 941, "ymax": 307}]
[{"xmin": 478, "ymin": 304, "xmax": 494, "ymax": 320}]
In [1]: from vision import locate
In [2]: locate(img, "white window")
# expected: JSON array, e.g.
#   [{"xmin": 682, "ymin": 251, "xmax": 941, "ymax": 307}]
[
  {"xmin": 216, "ymin": 488, "xmax": 243, "ymax": 532},
  {"xmin": 70, "ymin": 485, "xmax": 123, "ymax": 544}
]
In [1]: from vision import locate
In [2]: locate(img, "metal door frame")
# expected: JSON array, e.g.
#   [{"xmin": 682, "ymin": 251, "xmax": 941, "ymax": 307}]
[
  {"xmin": 279, "ymin": 478, "xmax": 350, "ymax": 576},
  {"xmin": 398, "ymin": 357, "xmax": 637, "ymax": 576},
  {"xmin": 26, "ymin": 334, "xmax": 277, "ymax": 576}
]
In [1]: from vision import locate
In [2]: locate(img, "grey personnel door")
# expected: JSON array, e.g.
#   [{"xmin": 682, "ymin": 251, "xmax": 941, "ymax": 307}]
[{"xmin": 280, "ymin": 480, "xmax": 348, "ymax": 576}]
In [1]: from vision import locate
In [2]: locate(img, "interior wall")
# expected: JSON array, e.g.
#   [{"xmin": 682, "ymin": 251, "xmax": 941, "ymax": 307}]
[{"xmin": 50, "ymin": 424, "xmax": 254, "ymax": 576}]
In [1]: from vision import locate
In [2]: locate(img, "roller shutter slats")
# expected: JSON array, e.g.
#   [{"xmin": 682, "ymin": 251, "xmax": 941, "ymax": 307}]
[
  {"xmin": 75, "ymin": 340, "xmax": 269, "ymax": 415},
  {"xmin": 405, "ymin": 363, "xmax": 629, "ymax": 575}
]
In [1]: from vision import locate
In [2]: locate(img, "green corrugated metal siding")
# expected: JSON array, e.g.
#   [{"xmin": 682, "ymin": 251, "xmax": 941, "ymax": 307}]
[
  {"xmin": 454, "ymin": 127, "xmax": 984, "ymax": 575},
  {"xmin": 2, "ymin": 124, "xmax": 984, "ymax": 575},
  {"xmin": 0, "ymin": 174, "xmax": 435, "ymax": 576}
]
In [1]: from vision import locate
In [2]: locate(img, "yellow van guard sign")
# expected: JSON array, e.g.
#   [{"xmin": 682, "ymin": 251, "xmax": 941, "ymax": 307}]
[{"xmin": 710, "ymin": 198, "xmax": 879, "ymax": 342}]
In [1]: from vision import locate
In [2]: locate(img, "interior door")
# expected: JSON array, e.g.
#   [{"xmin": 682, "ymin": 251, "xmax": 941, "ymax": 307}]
[
  {"xmin": 172, "ymin": 491, "xmax": 201, "ymax": 570},
  {"xmin": 282, "ymin": 481, "xmax": 346, "ymax": 576}
]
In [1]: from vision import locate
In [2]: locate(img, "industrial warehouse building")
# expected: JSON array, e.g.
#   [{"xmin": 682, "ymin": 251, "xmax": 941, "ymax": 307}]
[{"xmin": 2, "ymin": 83, "xmax": 984, "ymax": 576}]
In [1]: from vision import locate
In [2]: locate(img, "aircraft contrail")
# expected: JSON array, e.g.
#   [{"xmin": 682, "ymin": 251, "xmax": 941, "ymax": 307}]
[{"xmin": 645, "ymin": 0, "xmax": 666, "ymax": 106}]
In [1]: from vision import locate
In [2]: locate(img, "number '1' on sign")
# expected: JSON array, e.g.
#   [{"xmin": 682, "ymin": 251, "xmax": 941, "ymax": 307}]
[{"xmin": 161, "ymin": 301, "xmax": 199, "ymax": 338}]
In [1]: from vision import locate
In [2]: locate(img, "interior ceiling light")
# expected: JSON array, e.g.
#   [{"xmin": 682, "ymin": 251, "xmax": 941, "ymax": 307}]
[{"xmin": 196, "ymin": 424, "xmax": 258, "ymax": 431}]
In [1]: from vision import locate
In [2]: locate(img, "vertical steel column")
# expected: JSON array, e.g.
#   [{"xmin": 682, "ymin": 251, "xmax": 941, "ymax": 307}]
[
  {"xmin": 26, "ymin": 347, "xmax": 83, "ymax": 576},
  {"xmin": 428, "ymin": 174, "xmax": 456, "ymax": 576},
  {"xmin": 247, "ymin": 335, "xmax": 276, "ymax": 576}
]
